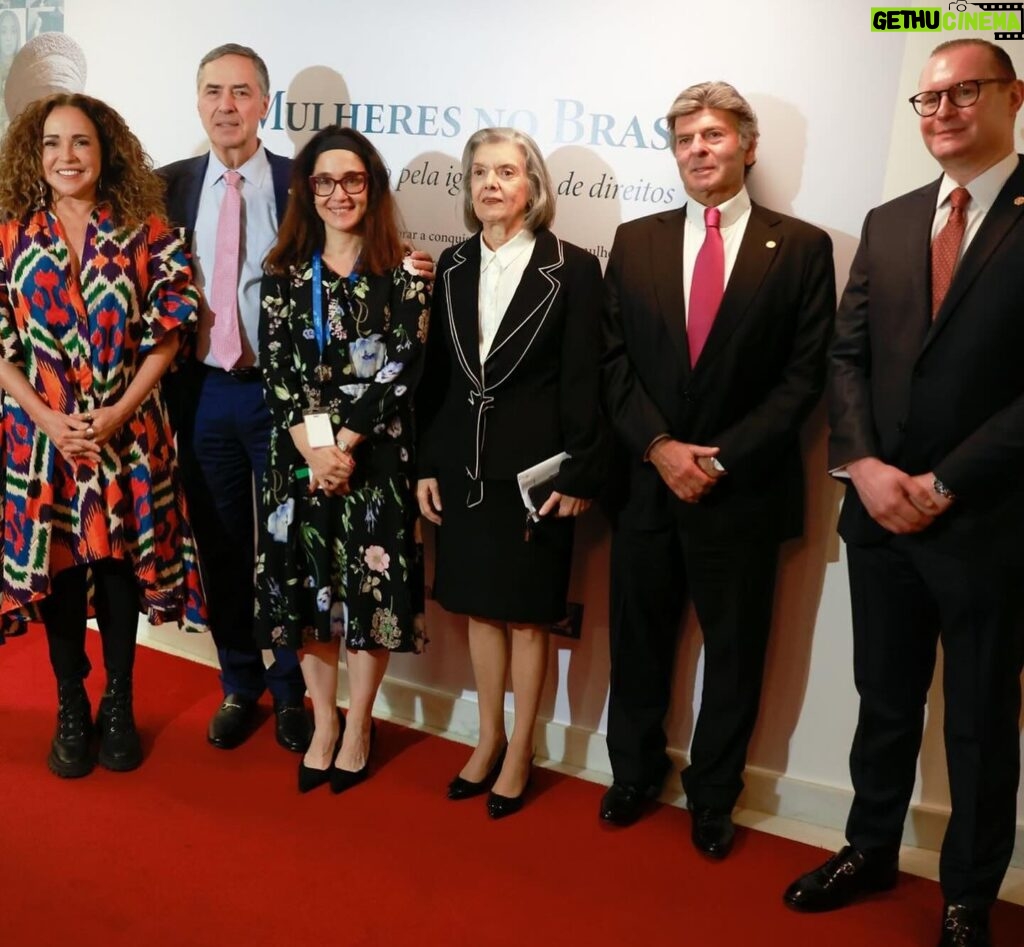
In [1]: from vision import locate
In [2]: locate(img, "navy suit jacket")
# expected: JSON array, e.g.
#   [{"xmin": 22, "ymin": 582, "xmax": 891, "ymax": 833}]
[{"xmin": 159, "ymin": 147, "xmax": 292, "ymax": 233}]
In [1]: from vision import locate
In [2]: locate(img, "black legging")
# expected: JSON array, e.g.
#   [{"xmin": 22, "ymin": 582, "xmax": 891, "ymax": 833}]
[{"xmin": 39, "ymin": 558, "xmax": 140, "ymax": 681}]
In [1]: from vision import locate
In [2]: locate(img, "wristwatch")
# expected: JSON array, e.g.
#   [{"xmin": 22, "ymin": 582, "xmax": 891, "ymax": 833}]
[
  {"xmin": 336, "ymin": 436, "xmax": 350, "ymax": 453},
  {"xmin": 932, "ymin": 476, "xmax": 955, "ymax": 500}
]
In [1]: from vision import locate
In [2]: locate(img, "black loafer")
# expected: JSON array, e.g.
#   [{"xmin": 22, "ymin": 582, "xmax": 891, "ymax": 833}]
[
  {"xmin": 689, "ymin": 805, "xmax": 735, "ymax": 859},
  {"xmin": 206, "ymin": 694, "xmax": 257, "ymax": 750},
  {"xmin": 783, "ymin": 845, "xmax": 899, "ymax": 912},
  {"xmin": 938, "ymin": 904, "xmax": 991, "ymax": 947},
  {"xmin": 274, "ymin": 699, "xmax": 313, "ymax": 753},
  {"xmin": 598, "ymin": 781, "xmax": 660, "ymax": 827}
]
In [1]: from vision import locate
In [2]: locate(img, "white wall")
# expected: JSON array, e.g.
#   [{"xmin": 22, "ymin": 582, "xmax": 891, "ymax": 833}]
[{"xmin": 67, "ymin": 0, "xmax": 1024, "ymax": 854}]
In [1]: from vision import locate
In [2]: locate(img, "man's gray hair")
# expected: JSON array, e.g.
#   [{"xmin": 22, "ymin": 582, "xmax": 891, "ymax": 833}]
[{"xmin": 197, "ymin": 43, "xmax": 270, "ymax": 97}]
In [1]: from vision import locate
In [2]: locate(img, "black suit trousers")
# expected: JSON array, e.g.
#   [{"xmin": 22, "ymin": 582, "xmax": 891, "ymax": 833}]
[
  {"xmin": 607, "ymin": 519, "xmax": 779, "ymax": 809},
  {"xmin": 844, "ymin": 537, "xmax": 1024, "ymax": 906}
]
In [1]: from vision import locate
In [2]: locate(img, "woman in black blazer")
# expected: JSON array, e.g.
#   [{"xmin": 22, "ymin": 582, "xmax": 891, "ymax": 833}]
[{"xmin": 416, "ymin": 127, "xmax": 605, "ymax": 818}]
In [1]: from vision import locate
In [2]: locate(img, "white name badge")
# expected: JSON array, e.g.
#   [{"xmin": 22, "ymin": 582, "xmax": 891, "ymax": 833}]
[{"xmin": 303, "ymin": 411, "xmax": 334, "ymax": 448}]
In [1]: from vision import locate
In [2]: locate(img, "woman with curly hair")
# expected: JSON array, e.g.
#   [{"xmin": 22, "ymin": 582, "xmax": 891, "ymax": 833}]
[
  {"xmin": 255, "ymin": 126, "xmax": 430, "ymax": 793},
  {"xmin": 0, "ymin": 93, "xmax": 205, "ymax": 778}
]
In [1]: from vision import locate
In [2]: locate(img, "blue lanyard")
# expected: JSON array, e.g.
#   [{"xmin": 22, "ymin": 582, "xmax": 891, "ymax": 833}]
[{"xmin": 312, "ymin": 251, "xmax": 327, "ymax": 358}]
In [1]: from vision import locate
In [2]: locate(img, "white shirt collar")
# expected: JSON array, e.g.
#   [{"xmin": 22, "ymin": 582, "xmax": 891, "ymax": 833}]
[
  {"xmin": 936, "ymin": 152, "xmax": 1020, "ymax": 214},
  {"xmin": 685, "ymin": 186, "xmax": 751, "ymax": 229},
  {"xmin": 480, "ymin": 227, "xmax": 536, "ymax": 271}
]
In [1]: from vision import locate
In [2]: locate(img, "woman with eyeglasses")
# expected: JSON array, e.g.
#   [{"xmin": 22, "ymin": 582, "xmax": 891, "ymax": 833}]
[{"xmin": 255, "ymin": 125, "xmax": 430, "ymax": 794}]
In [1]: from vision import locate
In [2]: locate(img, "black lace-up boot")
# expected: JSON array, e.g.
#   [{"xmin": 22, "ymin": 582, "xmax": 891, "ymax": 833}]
[
  {"xmin": 47, "ymin": 678, "xmax": 94, "ymax": 778},
  {"xmin": 96, "ymin": 673, "xmax": 142, "ymax": 771}
]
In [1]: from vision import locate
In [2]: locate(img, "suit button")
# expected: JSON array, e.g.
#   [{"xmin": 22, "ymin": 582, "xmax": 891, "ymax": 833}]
[
  {"xmin": 682, "ymin": 389, "xmax": 693, "ymax": 404},
  {"xmin": 896, "ymin": 421, "xmax": 907, "ymax": 434}
]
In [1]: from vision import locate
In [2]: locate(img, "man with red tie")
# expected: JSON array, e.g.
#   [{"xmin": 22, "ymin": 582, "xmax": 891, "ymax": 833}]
[
  {"xmin": 599, "ymin": 81, "xmax": 835, "ymax": 856},
  {"xmin": 785, "ymin": 40, "xmax": 1024, "ymax": 947}
]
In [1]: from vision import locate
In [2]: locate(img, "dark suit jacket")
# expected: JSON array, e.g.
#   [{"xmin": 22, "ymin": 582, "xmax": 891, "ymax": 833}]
[
  {"xmin": 417, "ymin": 228, "xmax": 606, "ymax": 499},
  {"xmin": 159, "ymin": 148, "xmax": 292, "ymax": 233},
  {"xmin": 829, "ymin": 155, "xmax": 1024, "ymax": 549},
  {"xmin": 602, "ymin": 202, "xmax": 836, "ymax": 540}
]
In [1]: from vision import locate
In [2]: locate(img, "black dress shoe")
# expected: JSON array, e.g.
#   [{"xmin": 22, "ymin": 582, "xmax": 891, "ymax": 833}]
[
  {"xmin": 599, "ymin": 781, "xmax": 660, "ymax": 827},
  {"xmin": 783, "ymin": 845, "xmax": 899, "ymax": 912},
  {"xmin": 330, "ymin": 721, "xmax": 375, "ymax": 795},
  {"xmin": 938, "ymin": 904, "xmax": 991, "ymax": 947},
  {"xmin": 447, "ymin": 746, "xmax": 507, "ymax": 800},
  {"xmin": 206, "ymin": 694, "xmax": 257, "ymax": 749},
  {"xmin": 690, "ymin": 806, "xmax": 736, "ymax": 859},
  {"xmin": 274, "ymin": 699, "xmax": 313, "ymax": 753}
]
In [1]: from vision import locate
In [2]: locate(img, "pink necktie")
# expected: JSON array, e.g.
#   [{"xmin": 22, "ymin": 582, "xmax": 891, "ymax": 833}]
[
  {"xmin": 209, "ymin": 169, "xmax": 243, "ymax": 369},
  {"xmin": 688, "ymin": 205, "xmax": 724, "ymax": 368},
  {"xmin": 931, "ymin": 186, "xmax": 970, "ymax": 319}
]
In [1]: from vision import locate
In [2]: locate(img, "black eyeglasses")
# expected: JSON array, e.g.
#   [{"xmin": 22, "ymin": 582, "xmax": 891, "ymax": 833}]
[
  {"xmin": 308, "ymin": 172, "xmax": 368, "ymax": 197},
  {"xmin": 908, "ymin": 78, "xmax": 1014, "ymax": 117}
]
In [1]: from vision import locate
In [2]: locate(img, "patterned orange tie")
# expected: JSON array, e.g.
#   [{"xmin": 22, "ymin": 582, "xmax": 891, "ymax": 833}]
[{"xmin": 930, "ymin": 186, "xmax": 970, "ymax": 319}]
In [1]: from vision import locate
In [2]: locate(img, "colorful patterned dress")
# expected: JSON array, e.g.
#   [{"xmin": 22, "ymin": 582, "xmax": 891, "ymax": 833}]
[
  {"xmin": 255, "ymin": 259, "xmax": 429, "ymax": 653},
  {"xmin": 0, "ymin": 207, "xmax": 206, "ymax": 640}
]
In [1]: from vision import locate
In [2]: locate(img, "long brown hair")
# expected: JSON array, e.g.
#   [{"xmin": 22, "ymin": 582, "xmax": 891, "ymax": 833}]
[
  {"xmin": 0, "ymin": 93, "xmax": 165, "ymax": 226},
  {"xmin": 264, "ymin": 126, "xmax": 402, "ymax": 276}
]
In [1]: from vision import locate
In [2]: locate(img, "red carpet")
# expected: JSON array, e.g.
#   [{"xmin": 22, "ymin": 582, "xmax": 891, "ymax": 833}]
[{"xmin": 1, "ymin": 630, "xmax": 1022, "ymax": 947}]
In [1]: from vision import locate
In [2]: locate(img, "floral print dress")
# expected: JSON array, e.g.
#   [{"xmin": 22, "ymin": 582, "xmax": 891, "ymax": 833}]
[
  {"xmin": 0, "ymin": 208, "xmax": 206, "ymax": 639},
  {"xmin": 255, "ymin": 259, "xmax": 429, "ymax": 652}
]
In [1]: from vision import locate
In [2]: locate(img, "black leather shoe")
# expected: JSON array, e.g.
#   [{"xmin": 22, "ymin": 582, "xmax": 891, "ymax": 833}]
[
  {"xmin": 207, "ymin": 694, "xmax": 257, "ymax": 749},
  {"xmin": 690, "ymin": 805, "xmax": 735, "ymax": 859},
  {"xmin": 599, "ymin": 781, "xmax": 660, "ymax": 827},
  {"xmin": 96, "ymin": 673, "xmax": 142, "ymax": 772},
  {"xmin": 938, "ymin": 904, "xmax": 991, "ymax": 947},
  {"xmin": 331, "ymin": 720, "xmax": 375, "ymax": 794},
  {"xmin": 487, "ymin": 769, "xmax": 532, "ymax": 820},
  {"xmin": 274, "ymin": 699, "xmax": 313, "ymax": 753},
  {"xmin": 447, "ymin": 746, "xmax": 507, "ymax": 800},
  {"xmin": 48, "ymin": 678, "xmax": 94, "ymax": 779},
  {"xmin": 783, "ymin": 845, "xmax": 899, "ymax": 912}
]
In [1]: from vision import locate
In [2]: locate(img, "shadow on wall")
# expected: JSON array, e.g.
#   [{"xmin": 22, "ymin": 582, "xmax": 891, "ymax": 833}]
[
  {"xmin": 391, "ymin": 149, "xmax": 467, "ymax": 258},
  {"xmin": 283, "ymin": 65, "xmax": 351, "ymax": 154}
]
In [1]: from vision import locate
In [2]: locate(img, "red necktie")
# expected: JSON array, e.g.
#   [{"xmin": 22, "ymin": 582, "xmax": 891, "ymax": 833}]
[
  {"xmin": 209, "ymin": 169, "xmax": 244, "ymax": 369},
  {"xmin": 688, "ymin": 205, "xmax": 724, "ymax": 367},
  {"xmin": 930, "ymin": 186, "xmax": 970, "ymax": 319}
]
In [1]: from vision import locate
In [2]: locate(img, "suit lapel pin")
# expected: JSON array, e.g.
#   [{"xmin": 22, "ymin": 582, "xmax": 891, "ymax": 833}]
[
  {"xmin": 765, "ymin": 240, "xmax": 777, "ymax": 249},
  {"xmin": 1014, "ymin": 196, "xmax": 1024, "ymax": 206}
]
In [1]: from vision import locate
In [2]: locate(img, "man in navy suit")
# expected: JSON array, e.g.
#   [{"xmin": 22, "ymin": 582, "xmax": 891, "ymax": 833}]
[
  {"xmin": 600, "ymin": 81, "xmax": 835, "ymax": 856},
  {"xmin": 785, "ymin": 40, "xmax": 1024, "ymax": 947},
  {"xmin": 160, "ymin": 44, "xmax": 311, "ymax": 752}
]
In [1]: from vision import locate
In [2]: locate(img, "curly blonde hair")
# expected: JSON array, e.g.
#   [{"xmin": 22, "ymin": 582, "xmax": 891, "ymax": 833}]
[{"xmin": 0, "ymin": 93, "xmax": 165, "ymax": 226}]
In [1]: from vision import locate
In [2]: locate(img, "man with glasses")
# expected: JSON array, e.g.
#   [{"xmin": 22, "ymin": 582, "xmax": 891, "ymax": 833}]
[{"xmin": 784, "ymin": 39, "xmax": 1024, "ymax": 947}]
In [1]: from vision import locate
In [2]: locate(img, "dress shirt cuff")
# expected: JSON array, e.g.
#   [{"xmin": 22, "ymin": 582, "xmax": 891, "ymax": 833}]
[{"xmin": 643, "ymin": 433, "xmax": 671, "ymax": 463}]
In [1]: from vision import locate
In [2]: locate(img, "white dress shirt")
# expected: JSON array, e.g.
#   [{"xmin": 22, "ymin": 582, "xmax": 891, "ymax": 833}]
[
  {"xmin": 193, "ymin": 145, "xmax": 280, "ymax": 368},
  {"xmin": 682, "ymin": 187, "xmax": 752, "ymax": 322},
  {"xmin": 478, "ymin": 228, "xmax": 536, "ymax": 362},
  {"xmin": 932, "ymin": 151, "xmax": 1020, "ymax": 265}
]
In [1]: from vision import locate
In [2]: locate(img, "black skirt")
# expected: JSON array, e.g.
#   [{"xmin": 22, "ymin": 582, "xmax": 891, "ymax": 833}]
[{"xmin": 433, "ymin": 475, "xmax": 574, "ymax": 624}]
